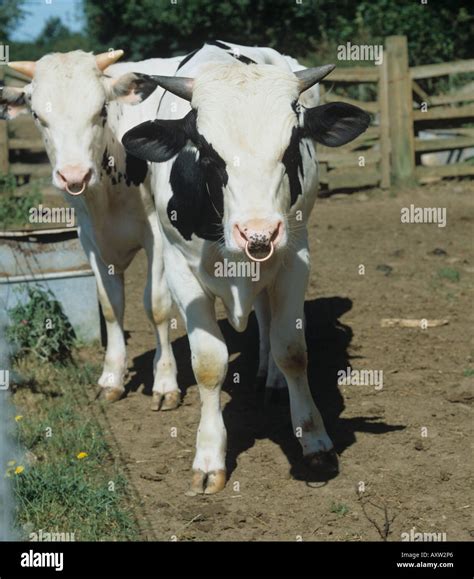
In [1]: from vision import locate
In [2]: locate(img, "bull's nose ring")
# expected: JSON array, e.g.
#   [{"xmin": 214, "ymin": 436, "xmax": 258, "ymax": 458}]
[
  {"xmin": 245, "ymin": 241, "xmax": 274, "ymax": 262},
  {"xmin": 65, "ymin": 182, "xmax": 87, "ymax": 196}
]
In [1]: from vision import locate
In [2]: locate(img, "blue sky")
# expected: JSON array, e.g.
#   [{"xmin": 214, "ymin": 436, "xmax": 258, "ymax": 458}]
[{"xmin": 11, "ymin": 0, "xmax": 85, "ymax": 42}]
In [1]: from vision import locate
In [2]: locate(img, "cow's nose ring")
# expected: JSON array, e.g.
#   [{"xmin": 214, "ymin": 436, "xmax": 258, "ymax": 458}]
[{"xmin": 245, "ymin": 241, "xmax": 274, "ymax": 262}]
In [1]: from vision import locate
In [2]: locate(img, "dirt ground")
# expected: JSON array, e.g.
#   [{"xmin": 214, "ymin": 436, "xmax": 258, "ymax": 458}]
[{"xmin": 88, "ymin": 180, "xmax": 473, "ymax": 541}]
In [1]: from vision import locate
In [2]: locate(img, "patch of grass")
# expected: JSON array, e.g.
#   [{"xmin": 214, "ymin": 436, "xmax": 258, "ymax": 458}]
[
  {"xmin": 463, "ymin": 368, "xmax": 474, "ymax": 377},
  {"xmin": 0, "ymin": 176, "xmax": 42, "ymax": 229},
  {"xmin": 437, "ymin": 267, "xmax": 460, "ymax": 283},
  {"xmin": 330, "ymin": 502, "xmax": 349, "ymax": 516},
  {"xmin": 11, "ymin": 355, "xmax": 140, "ymax": 541}
]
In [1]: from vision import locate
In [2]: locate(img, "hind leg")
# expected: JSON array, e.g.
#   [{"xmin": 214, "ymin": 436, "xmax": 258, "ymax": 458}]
[{"xmin": 143, "ymin": 228, "xmax": 179, "ymax": 411}]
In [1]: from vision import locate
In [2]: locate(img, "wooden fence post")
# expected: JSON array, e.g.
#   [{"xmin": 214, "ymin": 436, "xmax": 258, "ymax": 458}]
[
  {"xmin": 0, "ymin": 66, "xmax": 9, "ymax": 177},
  {"xmin": 379, "ymin": 47, "xmax": 391, "ymax": 189},
  {"xmin": 386, "ymin": 35, "xmax": 416, "ymax": 186}
]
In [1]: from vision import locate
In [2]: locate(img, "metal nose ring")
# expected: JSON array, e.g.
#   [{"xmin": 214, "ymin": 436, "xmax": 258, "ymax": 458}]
[
  {"xmin": 65, "ymin": 182, "xmax": 87, "ymax": 196},
  {"xmin": 244, "ymin": 240, "xmax": 274, "ymax": 262}
]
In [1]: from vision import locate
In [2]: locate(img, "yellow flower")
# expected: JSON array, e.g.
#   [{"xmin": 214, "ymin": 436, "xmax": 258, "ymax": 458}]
[
  {"xmin": 15, "ymin": 415, "xmax": 23, "ymax": 422},
  {"xmin": 7, "ymin": 460, "xmax": 16, "ymax": 466},
  {"xmin": 76, "ymin": 452, "xmax": 88, "ymax": 460},
  {"xmin": 14, "ymin": 466, "xmax": 25, "ymax": 475}
]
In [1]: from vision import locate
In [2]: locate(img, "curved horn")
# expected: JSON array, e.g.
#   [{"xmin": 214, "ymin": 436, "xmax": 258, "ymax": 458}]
[
  {"xmin": 149, "ymin": 75, "xmax": 194, "ymax": 102},
  {"xmin": 8, "ymin": 61, "xmax": 36, "ymax": 79},
  {"xmin": 95, "ymin": 49, "xmax": 124, "ymax": 72},
  {"xmin": 295, "ymin": 64, "xmax": 336, "ymax": 93}
]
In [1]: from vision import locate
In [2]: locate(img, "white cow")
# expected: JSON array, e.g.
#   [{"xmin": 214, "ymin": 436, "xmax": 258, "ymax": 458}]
[
  {"xmin": 122, "ymin": 42, "xmax": 370, "ymax": 493},
  {"xmin": 1, "ymin": 50, "xmax": 181, "ymax": 409}
]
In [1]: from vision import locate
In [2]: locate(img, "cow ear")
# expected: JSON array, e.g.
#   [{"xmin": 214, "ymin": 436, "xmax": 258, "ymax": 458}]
[
  {"xmin": 303, "ymin": 102, "xmax": 370, "ymax": 147},
  {"xmin": 122, "ymin": 117, "xmax": 189, "ymax": 163},
  {"xmin": 0, "ymin": 85, "xmax": 28, "ymax": 119},
  {"xmin": 107, "ymin": 73, "xmax": 160, "ymax": 105}
]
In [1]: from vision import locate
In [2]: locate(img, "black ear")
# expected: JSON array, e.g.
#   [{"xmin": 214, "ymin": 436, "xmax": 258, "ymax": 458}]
[
  {"xmin": 303, "ymin": 102, "xmax": 370, "ymax": 147},
  {"xmin": 122, "ymin": 116, "xmax": 189, "ymax": 163}
]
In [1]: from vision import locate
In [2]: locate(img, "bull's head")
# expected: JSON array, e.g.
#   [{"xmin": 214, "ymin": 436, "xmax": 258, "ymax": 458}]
[
  {"xmin": 0, "ymin": 50, "xmax": 160, "ymax": 195},
  {"xmin": 123, "ymin": 63, "xmax": 370, "ymax": 259}
]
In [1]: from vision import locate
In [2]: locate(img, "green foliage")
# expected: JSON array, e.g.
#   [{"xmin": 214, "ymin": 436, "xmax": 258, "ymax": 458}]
[
  {"xmin": 0, "ymin": 0, "xmax": 25, "ymax": 41},
  {"xmin": 6, "ymin": 286, "xmax": 76, "ymax": 364},
  {"xmin": 353, "ymin": 0, "xmax": 473, "ymax": 66},
  {"xmin": 4, "ymin": 1, "xmax": 473, "ymax": 67},
  {"xmin": 0, "ymin": 178, "xmax": 42, "ymax": 229},
  {"xmin": 8, "ymin": 15, "xmax": 91, "ymax": 61},
  {"xmin": 330, "ymin": 502, "xmax": 349, "ymax": 516},
  {"xmin": 12, "ymin": 359, "xmax": 139, "ymax": 540},
  {"xmin": 82, "ymin": 0, "xmax": 369, "ymax": 60},
  {"xmin": 437, "ymin": 267, "xmax": 461, "ymax": 283},
  {"xmin": 82, "ymin": 0, "xmax": 474, "ymax": 64}
]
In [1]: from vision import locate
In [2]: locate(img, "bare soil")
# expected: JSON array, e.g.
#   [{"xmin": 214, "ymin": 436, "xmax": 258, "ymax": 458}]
[{"xmin": 88, "ymin": 181, "xmax": 473, "ymax": 541}]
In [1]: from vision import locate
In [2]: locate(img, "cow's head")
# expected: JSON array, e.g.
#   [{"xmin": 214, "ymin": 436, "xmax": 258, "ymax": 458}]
[
  {"xmin": 0, "ymin": 51, "xmax": 160, "ymax": 195},
  {"xmin": 122, "ymin": 63, "xmax": 370, "ymax": 260}
]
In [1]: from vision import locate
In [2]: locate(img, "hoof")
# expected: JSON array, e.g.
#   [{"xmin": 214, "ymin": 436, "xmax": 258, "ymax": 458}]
[
  {"xmin": 186, "ymin": 469, "xmax": 226, "ymax": 496},
  {"xmin": 161, "ymin": 390, "xmax": 181, "ymax": 411},
  {"xmin": 150, "ymin": 392, "xmax": 163, "ymax": 411},
  {"xmin": 304, "ymin": 449, "xmax": 339, "ymax": 474},
  {"xmin": 150, "ymin": 390, "xmax": 180, "ymax": 411},
  {"xmin": 97, "ymin": 387, "xmax": 124, "ymax": 402}
]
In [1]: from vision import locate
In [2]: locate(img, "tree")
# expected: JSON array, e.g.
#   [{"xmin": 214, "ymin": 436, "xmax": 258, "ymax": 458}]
[
  {"xmin": 9, "ymin": 15, "xmax": 90, "ymax": 62},
  {"xmin": 83, "ymin": 0, "xmax": 329, "ymax": 60},
  {"xmin": 83, "ymin": 0, "xmax": 474, "ymax": 64},
  {"xmin": 0, "ymin": 0, "xmax": 25, "ymax": 42}
]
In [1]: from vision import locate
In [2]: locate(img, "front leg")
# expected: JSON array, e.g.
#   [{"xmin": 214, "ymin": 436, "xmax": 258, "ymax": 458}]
[
  {"xmin": 269, "ymin": 239, "xmax": 338, "ymax": 473},
  {"xmin": 165, "ymin": 250, "xmax": 228, "ymax": 494},
  {"xmin": 86, "ymin": 245, "xmax": 127, "ymax": 402}
]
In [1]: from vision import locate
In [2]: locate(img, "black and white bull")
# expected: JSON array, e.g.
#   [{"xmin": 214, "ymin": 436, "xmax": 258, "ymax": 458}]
[{"xmin": 122, "ymin": 42, "xmax": 370, "ymax": 494}]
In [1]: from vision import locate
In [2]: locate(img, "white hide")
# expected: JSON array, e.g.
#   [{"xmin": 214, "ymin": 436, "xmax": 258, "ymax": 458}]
[
  {"xmin": 15, "ymin": 51, "xmax": 183, "ymax": 407},
  {"xmin": 149, "ymin": 43, "xmax": 335, "ymax": 494}
]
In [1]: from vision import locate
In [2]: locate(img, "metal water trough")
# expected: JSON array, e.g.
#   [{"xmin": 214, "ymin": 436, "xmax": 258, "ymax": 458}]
[{"xmin": 0, "ymin": 227, "xmax": 100, "ymax": 372}]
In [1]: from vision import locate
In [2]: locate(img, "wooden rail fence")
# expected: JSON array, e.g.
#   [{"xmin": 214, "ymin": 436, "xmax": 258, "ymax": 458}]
[
  {"xmin": 316, "ymin": 35, "xmax": 473, "ymax": 190},
  {"xmin": 1, "ymin": 35, "xmax": 473, "ymax": 191}
]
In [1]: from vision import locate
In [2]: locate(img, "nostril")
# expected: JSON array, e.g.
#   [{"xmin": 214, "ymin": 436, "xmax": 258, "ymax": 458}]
[
  {"xmin": 235, "ymin": 224, "xmax": 249, "ymax": 242},
  {"xmin": 270, "ymin": 221, "xmax": 284, "ymax": 244},
  {"xmin": 84, "ymin": 168, "xmax": 93, "ymax": 184}
]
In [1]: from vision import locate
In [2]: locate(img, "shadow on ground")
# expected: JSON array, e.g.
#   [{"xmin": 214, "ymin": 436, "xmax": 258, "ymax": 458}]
[{"xmin": 124, "ymin": 296, "xmax": 405, "ymax": 484}]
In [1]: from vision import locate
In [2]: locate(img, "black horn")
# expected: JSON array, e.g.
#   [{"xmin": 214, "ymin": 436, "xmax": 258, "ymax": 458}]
[
  {"xmin": 150, "ymin": 75, "xmax": 194, "ymax": 101},
  {"xmin": 295, "ymin": 64, "xmax": 336, "ymax": 93}
]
